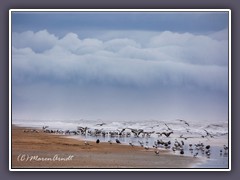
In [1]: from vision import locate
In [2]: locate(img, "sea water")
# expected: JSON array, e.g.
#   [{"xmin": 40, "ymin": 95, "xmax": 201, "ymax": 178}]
[{"xmin": 12, "ymin": 118, "xmax": 229, "ymax": 169}]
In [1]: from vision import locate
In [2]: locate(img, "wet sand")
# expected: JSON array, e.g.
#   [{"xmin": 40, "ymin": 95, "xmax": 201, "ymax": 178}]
[{"xmin": 11, "ymin": 125, "xmax": 202, "ymax": 169}]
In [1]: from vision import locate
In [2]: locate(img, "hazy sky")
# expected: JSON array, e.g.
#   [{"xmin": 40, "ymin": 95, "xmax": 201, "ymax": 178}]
[{"xmin": 11, "ymin": 11, "xmax": 229, "ymax": 122}]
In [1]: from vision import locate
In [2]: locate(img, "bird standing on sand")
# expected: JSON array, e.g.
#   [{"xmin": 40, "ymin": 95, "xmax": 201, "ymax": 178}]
[
  {"xmin": 84, "ymin": 141, "xmax": 89, "ymax": 145},
  {"xmin": 129, "ymin": 142, "xmax": 134, "ymax": 147},
  {"xmin": 116, "ymin": 139, "xmax": 121, "ymax": 144},
  {"xmin": 144, "ymin": 146, "xmax": 149, "ymax": 150},
  {"xmin": 155, "ymin": 150, "xmax": 160, "ymax": 156},
  {"xmin": 180, "ymin": 149, "xmax": 184, "ymax": 155},
  {"xmin": 96, "ymin": 139, "xmax": 100, "ymax": 144}
]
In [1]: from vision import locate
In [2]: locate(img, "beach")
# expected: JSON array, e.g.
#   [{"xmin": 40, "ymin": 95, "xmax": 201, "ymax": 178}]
[{"xmin": 11, "ymin": 125, "xmax": 202, "ymax": 169}]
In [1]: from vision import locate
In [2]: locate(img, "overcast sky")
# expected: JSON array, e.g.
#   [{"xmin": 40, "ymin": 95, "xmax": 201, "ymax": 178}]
[{"xmin": 11, "ymin": 11, "xmax": 229, "ymax": 122}]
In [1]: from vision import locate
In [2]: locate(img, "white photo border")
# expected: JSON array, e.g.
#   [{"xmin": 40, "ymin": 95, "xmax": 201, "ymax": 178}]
[{"xmin": 9, "ymin": 9, "xmax": 231, "ymax": 172}]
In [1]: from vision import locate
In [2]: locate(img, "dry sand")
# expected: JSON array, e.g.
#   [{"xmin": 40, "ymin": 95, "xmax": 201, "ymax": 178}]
[{"xmin": 11, "ymin": 125, "xmax": 202, "ymax": 169}]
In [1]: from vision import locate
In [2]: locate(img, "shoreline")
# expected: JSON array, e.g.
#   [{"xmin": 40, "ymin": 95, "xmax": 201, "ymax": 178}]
[{"xmin": 11, "ymin": 125, "xmax": 202, "ymax": 169}]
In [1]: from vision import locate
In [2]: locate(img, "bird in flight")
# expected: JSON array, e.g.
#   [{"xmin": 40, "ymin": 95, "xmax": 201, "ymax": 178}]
[
  {"xmin": 164, "ymin": 123, "xmax": 173, "ymax": 131},
  {"xmin": 96, "ymin": 123, "xmax": 106, "ymax": 126},
  {"xmin": 177, "ymin": 119, "xmax": 190, "ymax": 126},
  {"xmin": 203, "ymin": 129, "xmax": 214, "ymax": 138}
]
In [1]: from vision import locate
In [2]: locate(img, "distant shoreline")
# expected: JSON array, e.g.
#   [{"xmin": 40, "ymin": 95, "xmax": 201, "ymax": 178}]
[{"xmin": 11, "ymin": 125, "xmax": 201, "ymax": 169}]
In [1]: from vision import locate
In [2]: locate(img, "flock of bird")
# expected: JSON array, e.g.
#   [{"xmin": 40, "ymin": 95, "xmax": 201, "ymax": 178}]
[{"xmin": 24, "ymin": 119, "xmax": 229, "ymax": 159}]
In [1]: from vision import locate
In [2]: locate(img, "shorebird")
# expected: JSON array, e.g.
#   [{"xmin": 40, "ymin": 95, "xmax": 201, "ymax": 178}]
[
  {"xmin": 172, "ymin": 147, "xmax": 176, "ymax": 153},
  {"xmin": 150, "ymin": 124, "xmax": 160, "ymax": 129},
  {"xmin": 220, "ymin": 149, "xmax": 223, "ymax": 156},
  {"xmin": 174, "ymin": 139, "xmax": 182, "ymax": 149},
  {"xmin": 164, "ymin": 123, "xmax": 173, "ymax": 131},
  {"xmin": 138, "ymin": 140, "xmax": 144, "ymax": 147},
  {"xmin": 206, "ymin": 149, "xmax": 211, "ymax": 157},
  {"xmin": 84, "ymin": 141, "xmax": 89, "ymax": 145},
  {"xmin": 42, "ymin": 126, "xmax": 49, "ymax": 130},
  {"xmin": 144, "ymin": 146, "xmax": 149, "ymax": 150},
  {"xmin": 193, "ymin": 152, "xmax": 198, "ymax": 157},
  {"xmin": 185, "ymin": 127, "xmax": 192, "ymax": 134},
  {"xmin": 161, "ymin": 131, "xmax": 173, "ymax": 137},
  {"xmin": 203, "ymin": 129, "xmax": 214, "ymax": 138},
  {"xmin": 116, "ymin": 139, "xmax": 121, "ymax": 144},
  {"xmin": 77, "ymin": 126, "xmax": 89, "ymax": 135},
  {"xmin": 181, "ymin": 140, "xmax": 185, "ymax": 146},
  {"xmin": 117, "ymin": 128, "xmax": 126, "ymax": 136},
  {"xmin": 96, "ymin": 123, "xmax": 106, "ymax": 126},
  {"xmin": 129, "ymin": 128, "xmax": 144, "ymax": 137},
  {"xmin": 180, "ymin": 149, "xmax": 184, "ymax": 155},
  {"xmin": 179, "ymin": 135, "xmax": 194, "ymax": 140},
  {"xmin": 177, "ymin": 119, "xmax": 190, "ymax": 126},
  {"xmin": 155, "ymin": 150, "xmax": 160, "ymax": 156},
  {"xmin": 223, "ymin": 145, "xmax": 229, "ymax": 153},
  {"xmin": 189, "ymin": 144, "xmax": 193, "ymax": 151},
  {"xmin": 205, "ymin": 145, "xmax": 210, "ymax": 150},
  {"xmin": 108, "ymin": 140, "xmax": 112, "ymax": 144},
  {"xmin": 129, "ymin": 142, "xmax": 134, "ymax": 147},
  {"xmin": 96, "ymin": 139, "xmax": 100, "ymax": 144}
]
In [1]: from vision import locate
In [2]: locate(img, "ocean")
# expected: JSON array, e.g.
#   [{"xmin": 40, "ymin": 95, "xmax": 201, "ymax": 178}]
[{"xmin": 12, "ymin": 118, "xmax": 229, "ymax": 169}]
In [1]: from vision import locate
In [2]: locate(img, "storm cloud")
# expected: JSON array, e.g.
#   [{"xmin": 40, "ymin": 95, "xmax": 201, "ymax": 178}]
[
  {"xmin": 11, "ymin": 12, "xmax": 229, "ymax": 122},
  {"xmin": 12, "ymin": 30, "xmax": 228, "ymax": 90}
]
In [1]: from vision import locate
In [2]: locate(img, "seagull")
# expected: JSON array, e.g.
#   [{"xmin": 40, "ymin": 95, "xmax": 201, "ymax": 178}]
[
  {"xmin": 205, "ymin": 145, "xmax": 210, "ymax": 150},
  {"xmin": 155, "ymin": 150, "xmax": 160, "ymax": 156},
  {"xmin": 181, "ymin": 140, "xmax": 185, "ymax": 146},
  {"xmin": 193, "ymin": 152, "xmax": 198, "ymax": 157},
  {"xmin": 223, "ymin": 145, "xmax": 229, "ymax": 152},
  {"xmin": 203, "ymin": 129, "xmax": 214, "ymax": 138},
  {"xmin": 161, "ymin": 131, "xmax": 173, "ymax": 137},
  {"xmin": 84, "ymin": 141, "xmax": 89, "ymax": 145},
  {"xmin": 164, "ymin": 123, "xmax": 173, "ymax": 131},
  {"xmin": 150, "ymin": 124, "xmax": 160, "ymax": 129},
  {"xmin": 129, "ymin": 142, "xmax": 134, "ymax": 147},
  {"xmin": 185, "ymin": 127, "xmax": 192, "ymax": 134},
  {"xmin": 42, "ymin": 126, "xmax": 49, "ymax": 130},
  {"xmin": 179, "ymin": 134, "xmax": 194, "ymax": 140},
  {"xmin": 172, "ymin": 147, "xmax": 176, "ymax": 152},
  {"xmin": 144, "ymin": 146, "xmax": 149, "ymax": 150},
  {"xmin": 128, "ymin": 128, "xmax": 144, "ymax": 137},
  {"xmin": 138, "ymin": 140, "xmax": 144, "ymax": 147},
  {"xmin": 116, "ymin": 139, "xmax": 121, "ymax": 144},
  {"xmin": 180, "ymin": 149, "xmax": 184, "ymax": 155},
  {"xmin": 96, "ymin": 123, "xmax": 106, "ymax": 126},
  {"xmin": 206, "ymin": 149, "xmax": 211, "ymax": 157},
  {"xmin": 117, "ymin": 128, "xmax": 126, "ymax": 136},
  {"xmin": 177, "ymin": 119, "xmax": 190, "ymax": 126}
]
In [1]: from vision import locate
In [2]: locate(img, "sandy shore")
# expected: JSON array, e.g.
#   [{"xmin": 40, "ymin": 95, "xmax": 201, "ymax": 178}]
[{"xmin": 11, "ymin": 125, "xmax": 202, "ymax": 169}]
